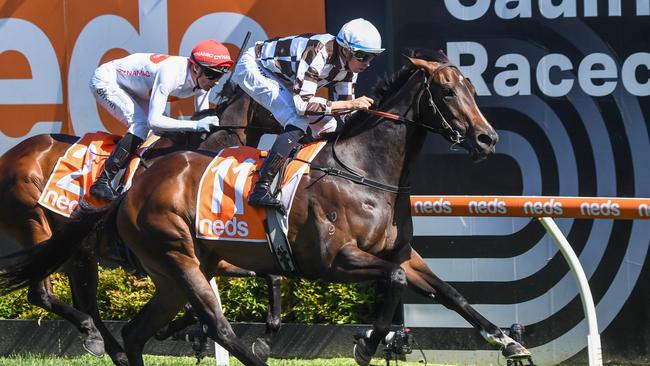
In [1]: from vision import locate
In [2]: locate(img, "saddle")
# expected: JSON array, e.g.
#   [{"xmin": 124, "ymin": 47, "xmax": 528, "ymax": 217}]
[
  {"xmin": 196, "ymin": 141, "xmax": 327, "ymax": 273},
  {"xmin": 38, "ymin": 132, "xmax": 158, "ymax": 217}
]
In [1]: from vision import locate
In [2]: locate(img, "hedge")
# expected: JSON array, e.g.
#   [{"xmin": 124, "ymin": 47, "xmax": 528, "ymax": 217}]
[{"xmin": 0, "ymin": 267, "xmax": 377, "ymax": 324}]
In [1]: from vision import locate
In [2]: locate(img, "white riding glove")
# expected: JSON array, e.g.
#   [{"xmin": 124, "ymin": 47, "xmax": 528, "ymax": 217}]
[{"xmin": 194, "ymin": 115, "xmax": 220, "ymax": 132}]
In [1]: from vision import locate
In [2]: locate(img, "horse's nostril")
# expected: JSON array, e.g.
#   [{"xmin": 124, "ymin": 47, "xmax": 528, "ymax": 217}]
[{"xmin": 477, "ymin": 133, "xmax": 494, "ymax": 147}]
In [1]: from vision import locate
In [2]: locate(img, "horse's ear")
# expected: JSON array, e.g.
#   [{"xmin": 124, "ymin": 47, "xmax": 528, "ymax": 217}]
[{"xmin": 404, "ymin": 55, "xmax": 430, "ymax": 70}]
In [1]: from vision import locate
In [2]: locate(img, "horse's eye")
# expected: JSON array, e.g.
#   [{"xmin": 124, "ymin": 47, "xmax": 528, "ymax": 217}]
[{"xmin": 442, "ymin": 88, "xmax": 456, "ymax": 99}]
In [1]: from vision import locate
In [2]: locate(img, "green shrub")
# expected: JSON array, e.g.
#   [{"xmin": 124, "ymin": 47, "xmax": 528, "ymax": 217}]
[{"xmin": 0, "ymin": 268, "xmax": 377, "ymax": 324}]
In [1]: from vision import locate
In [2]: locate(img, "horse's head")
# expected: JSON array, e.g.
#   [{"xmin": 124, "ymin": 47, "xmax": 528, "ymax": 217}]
[{"xmin": 407, "ymin": 50, "xmax": 498, "ymax": 161}]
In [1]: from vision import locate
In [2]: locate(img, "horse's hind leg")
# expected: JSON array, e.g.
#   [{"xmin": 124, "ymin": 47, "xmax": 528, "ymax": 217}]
[
  {"xmin": 67, "ymin": 248, "xmax": 127, "ymax": 365},
  {"xmin": 17, "ymin": 210, "xmax": 106, "ymax": 357},
  {"xmin": 401, "ymin": 248, "xmax": 531, "ymax": 359}
]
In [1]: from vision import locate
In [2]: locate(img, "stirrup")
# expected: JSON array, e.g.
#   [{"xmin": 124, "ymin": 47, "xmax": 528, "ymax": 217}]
[{"xmin": 90, "ymin": 180, "xmax": 118, "ymax": 201}]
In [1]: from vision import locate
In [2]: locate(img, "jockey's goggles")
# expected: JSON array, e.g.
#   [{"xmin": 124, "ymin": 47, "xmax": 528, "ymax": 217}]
[
  {"xmin": 350, "ymin": 49, "xmax": 377, "ymax": 63},
  {"xmin": 201, "ymin": 65, "xmax": 229, "ymax": 80}
]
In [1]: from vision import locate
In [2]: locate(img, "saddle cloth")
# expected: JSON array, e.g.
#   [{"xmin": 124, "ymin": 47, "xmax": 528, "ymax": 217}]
[
  {"xmin": 196, "ymin": 141, "xmax": 326, "ymax": 242},
  {"xmin": 38, "ymin": 131, "xmax": 159, "ymax": 217}
]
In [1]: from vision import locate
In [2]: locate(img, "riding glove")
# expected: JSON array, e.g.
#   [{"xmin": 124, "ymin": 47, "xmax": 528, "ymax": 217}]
[{"xmin": 195, "ymin": 115, "xmax": 220, "ymax": 132}]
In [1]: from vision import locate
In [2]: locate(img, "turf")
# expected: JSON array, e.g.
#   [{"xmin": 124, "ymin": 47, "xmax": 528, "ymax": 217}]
[{"xmin": 0, "ymin": 354, "xmax": 437, "ymax": 365}]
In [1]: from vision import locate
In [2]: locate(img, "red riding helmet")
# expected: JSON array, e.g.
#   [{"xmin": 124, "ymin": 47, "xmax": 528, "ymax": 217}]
[{"xmin": 190, "ymin": 40, "xmax": 234, "ymax": 72}]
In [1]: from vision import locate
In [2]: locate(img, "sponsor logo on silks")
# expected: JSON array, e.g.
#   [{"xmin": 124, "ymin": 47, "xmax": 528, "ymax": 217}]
[{"xmin": 116, "ymin": 67, "xmax": 151, "ymax": 77}]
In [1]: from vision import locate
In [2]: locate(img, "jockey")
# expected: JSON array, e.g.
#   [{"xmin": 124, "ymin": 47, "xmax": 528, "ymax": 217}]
[
  {"xmin": 232, "ymin": 18, "xmax": 385, "ymax": 212},
  {"xmin": 89, "ymin": 40, "xmax": 234, "ymax": 201}
]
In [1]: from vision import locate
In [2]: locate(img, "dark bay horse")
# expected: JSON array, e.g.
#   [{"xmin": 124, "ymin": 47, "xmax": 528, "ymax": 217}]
[
  {"xmin": 1, "ymin": 50, "xmax": 530, "ymax": 366},
  {"xmin": 0, "ymin": 84, "xmax": 281, "ymax": 364}
]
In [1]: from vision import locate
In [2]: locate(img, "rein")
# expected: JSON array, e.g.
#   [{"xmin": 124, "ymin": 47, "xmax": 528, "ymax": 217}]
[
  {"xmin": 364, "ymin": 64, "xmax": 463, "ymax": 144},
  {"xmin": 306, "ymin": 63, "xmax": 464, "ymax": 194}
]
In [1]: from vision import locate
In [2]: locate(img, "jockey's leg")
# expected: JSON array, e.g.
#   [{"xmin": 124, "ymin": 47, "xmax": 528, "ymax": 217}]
[
  {"xmin": 89, "ymin": 63, "xmax": 147, "ymax": 201},
  {"xmin": 90, "ymin": 132, "xmax": 144, "ymax": 201},
  {"xmin": 401, "ymin": 248, "xmax": 531, "ymax": 359},
  {"xmin": 248, "ymin": 125, "xmax": 304, "ymax": 213}
]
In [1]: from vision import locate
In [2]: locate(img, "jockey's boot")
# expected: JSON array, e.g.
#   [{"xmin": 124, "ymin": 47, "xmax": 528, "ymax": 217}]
[
  {"xmin": 248, "ymin": 127, "xmax": 304, "ymax": 213},
  {"xmin": 90, "ymin": 132, "xmax": 144, "ymax": 201}
]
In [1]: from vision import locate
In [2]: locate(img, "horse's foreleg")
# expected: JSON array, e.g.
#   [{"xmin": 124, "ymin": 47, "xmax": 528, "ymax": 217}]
[
  {"xmin": 402, "ymin": 248, "xmax": 531, "ymax": 359},
  {"xmin": 252, "ymin": 274, "xmax": 282, "ymax": 361},
  {"xmin": 324, "ymin": 244, "xmax": 407, "ymax": 366}
]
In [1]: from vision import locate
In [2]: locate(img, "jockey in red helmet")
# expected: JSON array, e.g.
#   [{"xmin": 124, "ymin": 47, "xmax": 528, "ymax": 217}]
[{"xmin": 89, "ymin": 40, "xmax": 233, "ymax": 201}]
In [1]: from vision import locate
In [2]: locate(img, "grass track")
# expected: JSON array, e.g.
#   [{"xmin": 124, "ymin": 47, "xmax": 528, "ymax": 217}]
[{"xmin": 0, "ymin": 354, "xmax": 439, "ymax": 366}]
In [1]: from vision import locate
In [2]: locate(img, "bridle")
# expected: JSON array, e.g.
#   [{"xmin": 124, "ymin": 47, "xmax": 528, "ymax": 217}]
[
  {"xmin": 305, "ymin": 62, "xmax": 468, "ymax": 194},
  {"xmin": 364, "ymin": 62, "xmax": 464, "ymax": 144}
]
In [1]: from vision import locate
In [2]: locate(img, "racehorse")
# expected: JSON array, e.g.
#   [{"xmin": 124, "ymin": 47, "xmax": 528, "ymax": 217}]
[
  {"xmin": 0, "ymin": 49, "xmax": 530, "ymax": 366},
  {"xmin": 0, "ymin": 83, "xmax": 282, "ymax": 365}
]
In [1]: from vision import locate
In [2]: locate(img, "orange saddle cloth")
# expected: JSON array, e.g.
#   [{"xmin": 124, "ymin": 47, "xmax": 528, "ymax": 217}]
[
  {"xmin": 196, "ymin": 141, "xmax": 326, "ymax": 242},
  {"xmin": 38, "ymin": 131, "xmax": 159, "ymax": 217}
]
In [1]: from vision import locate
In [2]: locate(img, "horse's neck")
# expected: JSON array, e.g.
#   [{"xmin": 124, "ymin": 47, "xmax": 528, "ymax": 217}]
[{"xmin": 338, "ymin": 71, "xmax": 425, "ymax": 185}]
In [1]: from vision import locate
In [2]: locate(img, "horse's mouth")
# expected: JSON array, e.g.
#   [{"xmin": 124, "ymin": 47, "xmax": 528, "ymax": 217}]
[{"xmin": 468, "ymin": 145, "xmax": 492, "ymax": 162}]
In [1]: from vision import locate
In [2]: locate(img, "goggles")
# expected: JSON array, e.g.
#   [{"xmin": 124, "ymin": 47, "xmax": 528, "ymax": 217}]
[
  {"xmin": 201, "ymin": 65, "xmax": 229, "ymax": 80},
  {"xmin": 350, "ymin": 49, "xmax": 377, "ymax": 63}
]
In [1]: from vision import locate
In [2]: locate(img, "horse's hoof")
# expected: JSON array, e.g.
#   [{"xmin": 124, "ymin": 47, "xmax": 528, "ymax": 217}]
[
  {"xmin": 502, "ymin": 341, "xmax": 532, "ymax": 359},
  {"xmin": 252, "ymin": 337, "xmax": 271, "ymax": 362},
  {"xmin": 82, "ymin": 335, "xmax": 105, "ymax": 357},
  {"xmin": 353, "ymin": 338, "xmax": 372, "ymax": 366},
  {"xmin": 154, "ymin": 327, "xmax": 170, "ymax": 341},
  {"xmin": 112, "ymin": 352, "xmax": 129, "ymax": 366}
]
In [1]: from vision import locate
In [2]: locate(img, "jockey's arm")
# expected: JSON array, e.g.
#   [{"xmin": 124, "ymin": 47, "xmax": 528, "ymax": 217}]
[
  {"xmin": 293, "ymin": 52, "xmax": 372, "ymax": 116},
  {"xmin": 147, "ymin": 84, "xmax": 201, "ymax": 133},
  {"xmin": 328, "ymin": 73, "xmax": 372, "ymax": 113}
]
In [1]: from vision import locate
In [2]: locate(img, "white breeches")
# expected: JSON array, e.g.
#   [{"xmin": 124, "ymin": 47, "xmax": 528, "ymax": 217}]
[{"xmin": 232, "ymin": 47, "xmax": 337, "ymax": 138}]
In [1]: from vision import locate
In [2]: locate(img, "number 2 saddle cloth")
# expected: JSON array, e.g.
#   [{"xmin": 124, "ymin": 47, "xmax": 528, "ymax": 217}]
[
  {"xmin": 38, "ymin": 131, "xmax": 159, "ymax": 217},
  {"xmin": 196, "ymin": 141, "xmax": 327, "ymax": 242}
]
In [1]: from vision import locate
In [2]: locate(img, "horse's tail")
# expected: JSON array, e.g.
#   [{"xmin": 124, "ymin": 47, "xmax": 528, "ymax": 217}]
[{"xmin": 0, "ymin": 199, "xmax": 118, "ymax": 295}]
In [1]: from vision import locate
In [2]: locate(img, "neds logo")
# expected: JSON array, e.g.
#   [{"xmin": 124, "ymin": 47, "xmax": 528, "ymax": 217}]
[
  {"xmin": 413, "ymin": 198, "xmax": 452, "ymax": 214},
  {"xmin": 638, "ymin": 204, "xmax": 650, "ymax": 217},
  {"xmin": 468, "ymin": 198, "xmax": 507, "ymax": 214},
  {"xmin": 198, "ymin": 217, "xmax": 249, "ymax": 237},
  {"xmin": 523, "ymin": 199, "xmax": 563, "ymax": 215},
  {"xmin": 580, "ymin": 200, "xmax": 621, "ymax": 216}
]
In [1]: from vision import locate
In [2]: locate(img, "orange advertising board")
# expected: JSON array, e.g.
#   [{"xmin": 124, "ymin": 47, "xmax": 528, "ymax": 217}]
[
  {"xmin": 0, "ymin": 0, "xmax": 325, "ymax": 153},
  {"xmin": 411, "ymin": 195, "xmax": 650, "ymax": 219}
]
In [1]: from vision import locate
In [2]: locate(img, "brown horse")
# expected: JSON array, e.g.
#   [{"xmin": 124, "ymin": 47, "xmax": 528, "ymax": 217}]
[
  {"xmin": 1, "ymin": 50, "xmax": 530, "ymax": 366},
  {"xmin": 0, "ymin": 83, "xmax": 281, "ymax": 365}
]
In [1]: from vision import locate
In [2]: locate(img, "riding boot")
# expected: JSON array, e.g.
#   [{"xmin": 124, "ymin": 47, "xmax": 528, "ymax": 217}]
[
  {"xmin": 248, "ymin": 127, "xmax": 304, "ymax": 213},
  {"xmin": 89, "ymin": 133, "xmax": 144, "ymax": 201}
]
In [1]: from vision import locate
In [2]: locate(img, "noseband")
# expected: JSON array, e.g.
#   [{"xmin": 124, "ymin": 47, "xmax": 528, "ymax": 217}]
[{"xmin": 365, "ymin": 63, "xmax": 464, "ymax": 144}]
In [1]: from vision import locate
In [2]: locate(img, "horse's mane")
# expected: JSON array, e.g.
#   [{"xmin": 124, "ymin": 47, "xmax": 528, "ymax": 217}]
[{"xmin": 334, "ymin": 49, "xmax": 449, "ymax": 136}]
